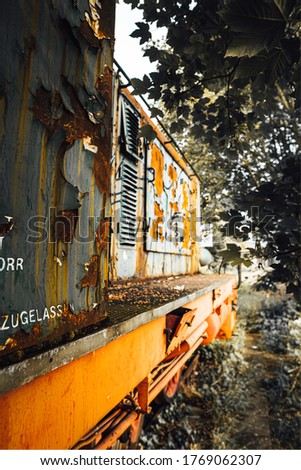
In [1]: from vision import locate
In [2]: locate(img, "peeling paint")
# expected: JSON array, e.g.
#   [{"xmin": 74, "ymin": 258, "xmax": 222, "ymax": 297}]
[
  {"xmin": 150, "ymin": 202, "xmax": 164, "ymax": 242},
  {"xmin": 150, "ymin": 145, "xmax": 164, "ymax": 197},
  {"xmin": 182, "ymin": 181, "xmax": 189, "ymax": 211},
  {"xmin": 95, "ymin": 218, "xmax": 110, "ymax": 251},
  {"xmin": 0, "ymin": 0, "xmax": 115, "ymax": 359},
  {"xmin": 169, "ymin": 201, "xmax": 179, "ymax": 214},
  {"xmin": 54, "ymin": 209, "xmax": 79, "ymax": 243},
  {"xmin": 168, "ymin": 163, "xmax": 178, "ymax": 183},
  {"xmin": 81, "ymin": 255, "xmax": 99, "ymax": 288},
  {"xmin": 182, "ymin": 216, "xmax": 191, "ymax": 250},
  {"xmin": 83, "ymin": 136, "xmax": 98, "ymax": 153}
]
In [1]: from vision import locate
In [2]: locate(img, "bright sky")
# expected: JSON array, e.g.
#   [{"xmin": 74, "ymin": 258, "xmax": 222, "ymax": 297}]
[{"xmin": 114, "ymin": 1, "xmax": 163, "ymax": 80}]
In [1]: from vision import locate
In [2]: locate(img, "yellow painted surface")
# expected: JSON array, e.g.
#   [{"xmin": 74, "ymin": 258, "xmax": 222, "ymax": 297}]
[
  {"xmin": 0, "ymin": 317, "xmax": 166, "ymax": 449},
  {"xmin": 150, "ymin": 144, "xmax": 164, "ymax": 196}
]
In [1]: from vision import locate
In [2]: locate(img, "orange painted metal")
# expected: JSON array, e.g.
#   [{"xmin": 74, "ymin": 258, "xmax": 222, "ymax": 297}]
[
  {"xmin": 164, "ymin": 321, "xmax": 208, "ymax": 360},
  {"xmin": 148, "ymin": 328, "xmax": 208, "ymax": 404},
  {"xmin": 202, "ymin": 312, "xmax": 222, "ymax": 345},
  {"xmin": 137, "ymin": 377, "xmax": 150, "ymax": 413},
  {"xmin": 166, "ymin": 309, "xmax": 197, "ymax": 355},
  {"xmin": 0, "ymin": 317, "xmax": 166, "ymax": 449},
  {"xmin": 219, "ymin": 310, "xmax": 237, "ymax": 339},
  {"xmin": 0, "ymin": 279, "xmax": 236, "ymax": 449}
]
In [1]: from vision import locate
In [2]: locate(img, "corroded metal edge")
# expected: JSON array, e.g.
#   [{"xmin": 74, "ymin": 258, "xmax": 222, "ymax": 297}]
[{"xmin": 0, "ymin": 276, "xmax": 235, "ymax": 396}]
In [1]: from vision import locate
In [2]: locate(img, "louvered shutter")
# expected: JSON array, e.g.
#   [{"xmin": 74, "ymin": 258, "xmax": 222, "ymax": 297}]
[
  {"xmin": 119, "ymin": 158, "xmax": 138, "ymax": 247},
  {"xmin": 121, "ymin": 98, "xmax": 140, "ymax": 159}
]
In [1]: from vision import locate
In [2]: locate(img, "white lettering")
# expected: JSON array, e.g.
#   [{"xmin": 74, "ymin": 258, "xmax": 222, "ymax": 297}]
[
  {"xmin": 57, "ymin": 304, "xmax": 63, "ymax": 317},
  {"xmin": 43, "ymin": 308, "xmax": 50, "ymax": 320},
  {"xmin": 11, "ymin": 313, "xmax": 19, "ymax": 328},
  {"xmin": 29, "ymin": 309, "xmax": 35, "ymax": 323},
  {"xmin": 16, "ymin": 258, "xmax": 24, "ymax": 270},
  {"xmin": 0, "ymin": 315, "xmax": 9, "ymax": 330},
  {"xmin": 0, "ymin": 257, "xmax": 24, "ymax": 271},
  {"xmin": 6, "ymin": 258, "xmax": 15, "ymax": 271},
  {"xmin": 36, "ymin": 308, "xmax": 42, "ymax": 321},
  {"xmin": 50, "ymin": 305, "xmax": 56, "ymax": 319},
  {"xmin": 0, "ymin": 304, "xmax": 66, "ymax": 337},
  {"xmin": 20, "ymin": 311, "xmax": 29, "ymax": 325}
]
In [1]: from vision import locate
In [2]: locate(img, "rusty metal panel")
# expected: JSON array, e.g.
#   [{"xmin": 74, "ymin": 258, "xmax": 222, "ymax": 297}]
[
  {"xmin": 0, "ymin": 0, "xmax": 115, "ymax": 362},
  {"xmin": 146, "ymin": 139, "xmax": 192, "ymax": 255}
]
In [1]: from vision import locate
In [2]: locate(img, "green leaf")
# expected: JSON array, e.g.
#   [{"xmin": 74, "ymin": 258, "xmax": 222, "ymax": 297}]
[
  {"xmin": 131, "ymin": 76, "xmax": 150, "ymax": 95},
  {"xmin": 130, "ymin": 22, "xmax": 151, "ymax": 45},
  {"xmin": 123, "ymin": 0, "xmax": 140, "ymax": 8},
  {"xmin": 219, "ymin": 0, "xmax": 285, "ymax": 33},
  {"xmin": 242, "ymin": 259, "xmax": 253, "ymax": 267},
  {"xmin": 234, "ymin": 41, "xmax": 298, "ymax": 82},
  {"xmin": 144, "ymin": 46, "xmax": 160, "ymax": 63},
  {"xmin": 138, "ymin": 124, "xmax": 157, "ymax": 141},
  {"xmin": 150, "ymin": 107, "xmax": 164, "ymax": 119},
  {"xmin": 220, "ymin": 0, "xmax": 286, "ymax": 57}
]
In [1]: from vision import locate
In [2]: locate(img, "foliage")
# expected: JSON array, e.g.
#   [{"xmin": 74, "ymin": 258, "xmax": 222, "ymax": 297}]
[
  {"xmin": 125, "ymin": 0, "xmax": 300, "ymax": 145},
  {"xmin": 124, "ymin": 0, "xmax": 301, "ymax": 299}
]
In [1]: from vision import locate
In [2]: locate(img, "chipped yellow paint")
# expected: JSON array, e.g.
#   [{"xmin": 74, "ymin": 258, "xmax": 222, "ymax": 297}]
[
  {"xmin": 150, "ymin": 202, "xmax": 164, "ymax": 242},
  {"xmin": 151, "ymin": 145, "xmax": 164, "ymax": 197},
  {"xmin": 182, "ymin": 215, "xmax": 191, "ymax": 250},
  {"xmin": 169, "ymin": 201, "xmax": 179, "ymax": 214},
  {"xmin": 182, "ymin": 181, "xmax": 189, "ymax": 211},
  {"xmin": 168, "ymin": 163, "xmax": 178, "ymax": 182}
]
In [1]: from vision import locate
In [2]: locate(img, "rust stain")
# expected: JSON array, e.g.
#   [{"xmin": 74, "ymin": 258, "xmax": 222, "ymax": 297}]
[
  {"xmin": 168, "ymin": 164, "xmax": 178, "ymax": 182},
  {"xmin": 54, "ymin": 209, "xmax": 78, "ymax": 243},
  {"xmin": 0, "ymin": 217, "xmax": 13, "ymax": 236},
  {"xmin": 31, "ymin": 74, "xmax": 111, "ymax": 196},
  {"xmin": 0, "ymin": 303, "xmax": 107, "ymax": 364},
  {"xmin": 150, "ymin": 202, "xmax": 164, "ymax": 242},
  {"xmin": 94, "ymin": 66, "xmax": 112, "ymax": 196},
  {"xmin": 95, "ymin": 218, "xmax": 110, "ymax": 251},
  {"xmin": 151, "ymin": 145, "xmax": 164, "ymax": 197},
  {"xmin": 81, "ymin": 255, "xmax": 99, "ymax": 288},
  {"xmin": 31, "ymin": 85, "xmax": 95, "ymax": 144},
  {"xmin": 182, "ymin": 181, "xmax": 189, "ymax": 211}
]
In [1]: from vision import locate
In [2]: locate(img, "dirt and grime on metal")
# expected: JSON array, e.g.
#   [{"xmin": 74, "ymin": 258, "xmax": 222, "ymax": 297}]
[{"xmin": 108, "ymin": 274, "xmax": 229, "ymax": 310}]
